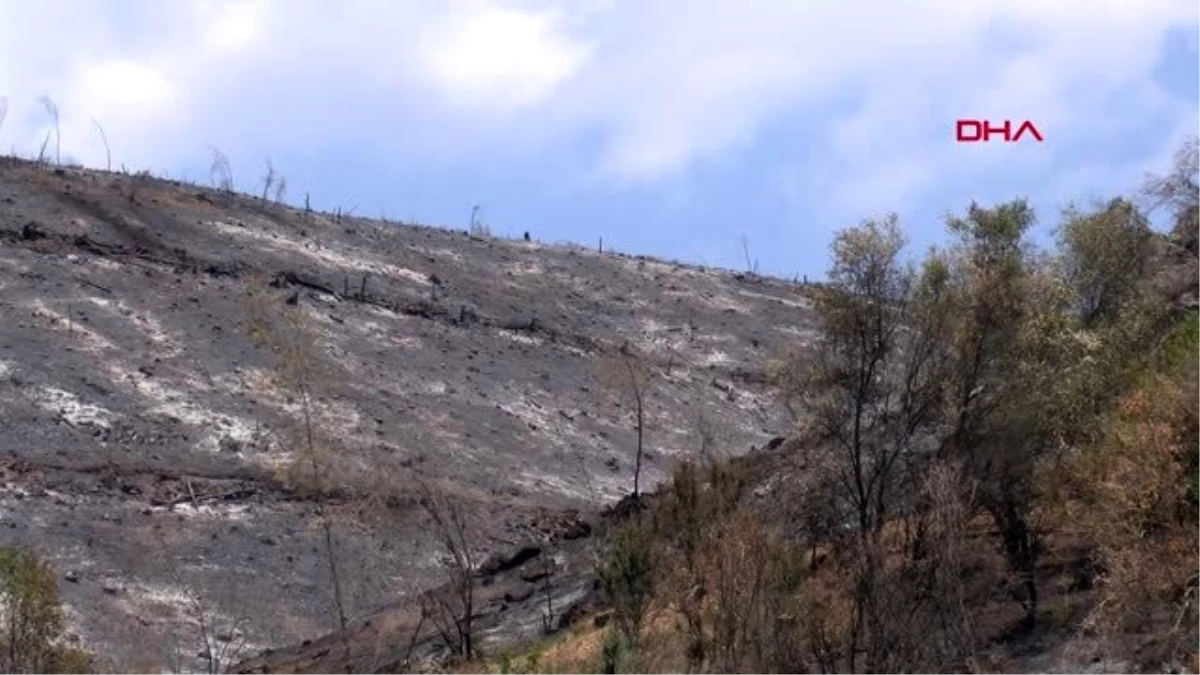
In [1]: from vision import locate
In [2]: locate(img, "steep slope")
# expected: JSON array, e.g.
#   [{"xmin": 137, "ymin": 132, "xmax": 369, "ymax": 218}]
[{"xmin": 0, "ymin": 158, "xmax": 815, "ymax": 669}]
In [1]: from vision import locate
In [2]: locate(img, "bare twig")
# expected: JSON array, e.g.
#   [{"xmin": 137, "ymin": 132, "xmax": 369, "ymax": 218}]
[
  {"xmin": 92, "ymin": 118, "xmax": 111, "ymax": 171},
  {"xmin": 185, "ymin": 478, "xmax": 198, "ymax": 509},
  {"xmin": 260, "ymin": 157, "xmax": 276, "ymax": 201},
  {"xmin": 740, "ymin": 234, "xmax": 759, "ymax": 275},
  {"xmin": 37, "ymin": 96, "xmax": 60, "ymax": 166}
]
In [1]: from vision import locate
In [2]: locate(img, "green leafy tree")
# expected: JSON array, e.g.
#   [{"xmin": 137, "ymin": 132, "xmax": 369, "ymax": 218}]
[
  {"xmin": 1057, "ymin": 197, "xmax": 1154, "ymax": 325},
  {"xmin": 0, "ymin": 546, "xmax": 91, "ymax": 673}
]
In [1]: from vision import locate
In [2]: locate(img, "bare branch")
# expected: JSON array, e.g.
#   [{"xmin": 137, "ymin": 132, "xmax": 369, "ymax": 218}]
[
  {"xmin": 260, "ymin": 157, "xmax": 276, "ymax": 201},
  {"xmin": 37, "ymin": 96, "xmax": 60, "ymax": 166},
  {"xmin": 91, "ymin": 118, "xmax": 111, "ymax": 171},
  {"xmin": 208, "ymin": 147, "xmax": 233, "ymax": 193},
  {"xmin": 1141, "ymin": 136, "xmax": 1198, "ymax": 214}
]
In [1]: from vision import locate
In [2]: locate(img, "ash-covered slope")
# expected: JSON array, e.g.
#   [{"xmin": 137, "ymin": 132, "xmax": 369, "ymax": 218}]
[{"xmin": 0, "ymin": 158, "xmax": 816, "ymax": 669}]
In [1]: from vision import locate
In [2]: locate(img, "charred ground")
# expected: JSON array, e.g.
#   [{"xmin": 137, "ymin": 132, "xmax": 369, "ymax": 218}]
[{"xmin": 0, "ymin": 158, "xmax": 814, "ymax": 670}]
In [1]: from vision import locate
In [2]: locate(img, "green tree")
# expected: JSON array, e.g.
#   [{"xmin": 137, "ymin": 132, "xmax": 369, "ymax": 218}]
[
  {"xmin": 1057, "ymin": 197, "xmax": 1153, "ymax": 325},
  {"xmin": 776, "ymin": 214, "xmax": 954, "ymax": 670},
  {"xmin": 0, "ymin": 546, "xmax": 91, "ymax": 673}
]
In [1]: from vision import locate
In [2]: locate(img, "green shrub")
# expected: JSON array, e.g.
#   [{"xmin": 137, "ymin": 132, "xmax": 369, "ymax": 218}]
[
  {"xmin": 1157, "ymin": 309, "xmax": 1199, "ymax": 371},
  {"xmin": 596, "ymin": 521, "xmax": 655, "ymax": 650}
]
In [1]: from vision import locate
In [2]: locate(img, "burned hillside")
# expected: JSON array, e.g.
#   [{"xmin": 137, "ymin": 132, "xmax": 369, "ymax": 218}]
[{"xmin": 0, "ymin": 158, "xmax": 814, "ymax": 670}]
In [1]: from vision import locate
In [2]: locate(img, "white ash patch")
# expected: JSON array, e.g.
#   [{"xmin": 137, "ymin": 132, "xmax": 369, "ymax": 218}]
[
  {"xmin": 57, "ymin": 602, "xmax": 107, "ymax": 669},
  {"xmin": 367, "ymin": 303, "xmax": 401, "ymax": 319},
  {"xmin": 0, "ymin": 255, "xmax": 31, "ymax": 273},
  {"xmin": 690, "ymin": 330, "xmax": 739, "ymax": 347},
  {"xmin": 775, "ymin": 324, "xmax": 819, "ymax": 344},
  {"xmin": 509, "ymin": 469, "xmax": 589, "ymax": 502},
  {"xmin": 300, "ymin": 305, "xmax": 337, "ymax": 326},
  {"xmin": 639, "ymin": 317, "xmax": 671, "ymax": 335},
  {"xmin": 306, "ymin": 291, "xmax": 340, "ymax": 307},
  {"xmin": 637, "ymin": 318, "xmax": 690, "ymax": 354},
  {"xmin": 496, "ymin": 395, "xmax": 561, "ymax": 434},
  {"xmin": 85, "ymin": 296, "xmax": 180, "ymax": 356},
  {"xmin": 512, "ymin": 465, "xmax": 627, "ymax": 504},
  {"xmin": 339, "ymin": 314, "xmax": 421, "ymax": 350},
  {"xmin": 419, "ymin": 409, "xmax": 469, "ymax": 448},
  {"xmin": 0, "ymin": 359, "xmax": 13, "ymax": 380},
  {"xmin": 497, "ymin": 329, "xmax": 542, "ymax": 346},
  {"xmin": 410, "ymin": 245, "xmax": 465, "ymax": 263},
  {"xmin": 697, "ymin": 350, "xmax": 733, "ymax": 367},
  {"xmin": 729, "ymin": 386, "xmax": 776, "ymax": 418},
  {"xmin": 150, "ymin": 500, "xmax": 255, "ymax": 523},
  {"xmin": 209, "ymin": 370, "xmax": 257, "ymax": 399},
  {"xmin": 31, "ymin": 385, "xmax": 116, "ymax": 427},
  {"xmin": 0, "ymin": 483, "xmax": 78, "ymax": 507},
  {"xmin": 211, "ymin": 221, "xmax": 430, "ymax": 286},
  {"xmin": 246, "ymin": 448, "xmax": 296, "ymax": 474},
  {"xmin": 27, "ymin": 299, "xmax": 118, "ymax": 352},
  {"xmin": 698, "ymin": 292, "xmax": 746, "ymax": 314},
  {"xmin": 615, "ymin": 255, "xmax": 678, "ymax": 278},
  {"xmin": 194, "ymin": 418, "xmax": 262, "ymax": 455},
  {"xmin": 735, "ymin": 288, "xmax": 811, "ymax": 310},
  {"xmin": 504, "ymin": 261, "xmax": 544, "ymax": 276},
  {"xmin": 120, "ymin": 581, "xmax": 193, "ymax": 611},
  {"xmin": 239, "ymin": 368, "xmax": 364, "ymax": 441},
  {"xmin": 776, "ymin": 324, "xmax": 814, "ymax": 337},
  {"xmin": 115, "ymin": 579, "xmax": 267, "ymax": 659},
  {"xmin": 556, "ymin": 343, "xmax": 591, "ymax": 358},
  {"xmin": 106, "ymin": 365, "xmax": 259, "ymax": 454},
  {"xmin": 388, "ymin": 334, "xmax": 422, "ymax": 350}
]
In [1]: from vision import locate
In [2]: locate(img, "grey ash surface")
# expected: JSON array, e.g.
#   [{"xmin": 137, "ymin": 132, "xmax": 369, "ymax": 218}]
[{"xmin": 0, "ymin": 158, "xmax": 817, "ymax": 669}]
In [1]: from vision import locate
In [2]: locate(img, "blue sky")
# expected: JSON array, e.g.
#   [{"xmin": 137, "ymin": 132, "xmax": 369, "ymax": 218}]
[{"xmin": 1, "ymin": 1, "xmax": 1197, "ymax": 279}]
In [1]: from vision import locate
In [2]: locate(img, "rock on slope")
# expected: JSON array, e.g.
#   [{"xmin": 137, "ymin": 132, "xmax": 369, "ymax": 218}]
[{"xmin": 0, "ymin": 158, "xmax": 816, "ymax": 669}]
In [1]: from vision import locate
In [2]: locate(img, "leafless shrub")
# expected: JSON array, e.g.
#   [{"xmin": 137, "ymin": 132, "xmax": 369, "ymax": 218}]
[
  {"xmin": 334, "ymin": 203, "xmax": 357, "ymax": 224},
  {"xmin": 143, "ymin": 528, "xmax": 252, "ymax": 675},
  {"xmin": 260, "ymin": 157, "xmax": 277, "ymax": 201},
  {"xmin": 415, "ymin": 479, "xmax": 478, "ymax": 660},
  {"xmin": 593, "ymin": 342, "xmax": 654, "ymax": 499},
  {"xmin": 181, "ymin": 592, "xmax": 250, "ymax": 675},
  {"xmin": 208, "ymin": 147, "xmax": 233, "ymax": 193},
  {"xmin": 127, "ymin": 169, "xmax": 153, "ymax": 204},
  {"xmin": 1141, "ymin": 136, "xmax": 1198, "ymax": 215},
  {"xmin": 469, "ymin": 204, "xmax": 491, "ymax": 238}
]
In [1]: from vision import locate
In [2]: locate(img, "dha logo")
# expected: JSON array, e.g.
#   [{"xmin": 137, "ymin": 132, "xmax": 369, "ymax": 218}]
[{"xmin": 956, "ymin": 119, "xmax": 1044, "ymax": 143}]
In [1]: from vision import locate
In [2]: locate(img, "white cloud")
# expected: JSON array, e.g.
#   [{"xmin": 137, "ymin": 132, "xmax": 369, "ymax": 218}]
[
  {"xmin": 416, "ymin": 5, "xmax": 591, "ymax": 114},
  {"xmin": 74, "ymin": 60, "xmax": 177, "ymax": 116},
  {"xmin": 201, "ymin": 0, "xmax": 266, "ymax": 54},
  {"xmin": 0, "ymin": 0, "xmax": 1194, "ymax": 208}
]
